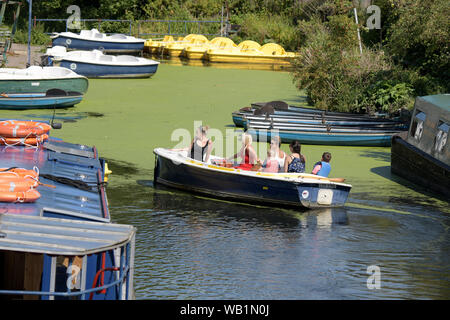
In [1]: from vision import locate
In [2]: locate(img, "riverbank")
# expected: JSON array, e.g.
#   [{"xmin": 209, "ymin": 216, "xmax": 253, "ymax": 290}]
[{"xmin": 4, "ymin": 43, "xmax": 43, "ymax": 68}]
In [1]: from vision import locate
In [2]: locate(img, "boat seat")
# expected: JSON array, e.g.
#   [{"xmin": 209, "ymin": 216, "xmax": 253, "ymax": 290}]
[
  {"xmin": 80, "ymin": 30, "xmax": 93, "ymax": 38},
  {"xmin": 99, "ymin": 55, "xmax": 114, "ymax": 62},
  {"xmin": 110, "ymin": 34, "xmax": 128, "ymax": 40}
]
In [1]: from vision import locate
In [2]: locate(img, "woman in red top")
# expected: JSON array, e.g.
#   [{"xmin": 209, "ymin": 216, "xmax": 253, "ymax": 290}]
[{"xmin": 228, "ymin": 133, "xmax": 259, "ymax": 171}]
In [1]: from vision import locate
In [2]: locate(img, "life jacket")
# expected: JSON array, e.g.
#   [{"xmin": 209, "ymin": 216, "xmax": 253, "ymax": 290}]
[{"xmin": 317, "ymin": 161, "xmax": 331, "ymax": 177}]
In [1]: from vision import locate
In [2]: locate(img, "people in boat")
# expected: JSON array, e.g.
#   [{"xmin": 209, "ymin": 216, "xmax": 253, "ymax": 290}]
[
  {"xmin": 269, "ymin": 136, "xmax": 286, "ymax": 172},
  {"xmin": 263, "ymin": 149, "xmax": 279, "ymax": 173},
  {"xmin": 311, "ymin": 152, "xmax": 332, "ymax": 177},
  {"xmin": 284, "ymin": 140, "xmax": 306, "ymax": 173},
  {"xmin": 228, "ymin": 132, "xmax": 259, "ymax": 171},
  {"xmin": 170, "ymin": 125, "xmax": 213, "ymax": 162}
]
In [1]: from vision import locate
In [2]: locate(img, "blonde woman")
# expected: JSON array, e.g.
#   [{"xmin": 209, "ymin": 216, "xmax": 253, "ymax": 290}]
[
  {"xmin": 171, "ymin": 125, "xmax": 212, "ymax": 162},
  {"xmin": 228, "ymin": 133, "xmax": 259, "ymax": 171}
]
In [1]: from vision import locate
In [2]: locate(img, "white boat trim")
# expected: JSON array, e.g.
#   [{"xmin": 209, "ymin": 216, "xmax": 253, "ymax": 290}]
[
  {"xmin": 46, "ymin": 46, "xmax": 159, "ymax": 67},
  {"xmin": 0, "ymin": 66, "xmax": 87, "ymax": 81},
  {"xmin": 51, "ymin": 28, "xmax": 145, "ymax": 44}
]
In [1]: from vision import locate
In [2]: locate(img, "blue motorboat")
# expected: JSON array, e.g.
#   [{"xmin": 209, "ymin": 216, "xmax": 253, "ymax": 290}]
[
  {"xmin": 0, "ymin": 119, "xmax": 136, "ymax": 300},
  {"xmin": 45, "ymin": 46, "xmax": 159, "ymax": 79},
  {"xmin": 153, "ymin": 148, "xmax": 352, "ymax": 209},
  {"xmin": 0, "ymin": 89, "xmax": 83, "ymax": 109},
  {"xmin": 51, "ymin": 29, "xmax": 145, "ymax": 54}
]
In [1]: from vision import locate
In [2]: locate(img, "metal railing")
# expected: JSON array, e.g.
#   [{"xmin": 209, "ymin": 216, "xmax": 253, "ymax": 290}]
[
  {"xmin": 137, "ymin": 19, "xmax": 228, "ymax": 38},
  {"xmin": 33, "ymin": 18, "xmax": 133, "ymax": 35}
]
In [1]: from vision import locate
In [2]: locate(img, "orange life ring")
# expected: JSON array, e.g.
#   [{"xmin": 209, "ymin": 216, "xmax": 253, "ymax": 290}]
[
  {"xmin": 0, "ymin": 134, "xmax": 49, "ymax": 146},
  {"xmin": 0, "ymin": 167, "xmax": 39, "ymax": 180},
  {"xmin": 0, "ymin": 120, "xmax": 51, "ymax": 138},
  {"xmin": 0, "ymin": 189, "xmax": 41, "ymax": 203},
  {"xmin": 0, "ymin": 177, "xmax": 39, "ymax": 191}
]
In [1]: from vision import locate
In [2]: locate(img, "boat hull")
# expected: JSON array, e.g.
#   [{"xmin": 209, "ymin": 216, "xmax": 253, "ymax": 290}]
[
  {"xmin": 154, "ymin": 150, "xmax": 351, "ymax": 209},
  {"xmin": 57, "ymin": 60, "xmax": 158, "ymax": 78},
  {"xmin": 248, "ymin": 128, "xmax": 396, "ymax": 146},
  {"xmin": 391, "ymin": 134, "xmax": 450, "ymax": 197},
  {"xmin": 52, "ymin": 36, "xmax": 144, "ymax": 53},
  {"xmin": 185, "ymin": 50, "xmax": 206, "ymax": 60},
  {"xmin": 0, "ymin": 94, "xmax": 83, "ymax": 109},
  {"xmin": 206, "ymin": 53, "xmax": 292, "ymax": 65},
  {"xmin": 0, "ymin": 78, "xmax": 89, "ymax": 94}
]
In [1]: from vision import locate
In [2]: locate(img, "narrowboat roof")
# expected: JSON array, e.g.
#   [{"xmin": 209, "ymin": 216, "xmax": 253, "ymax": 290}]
[
  {"xmin": 0, "ymin": 120, "xmax": 110, "ymax": 222},
  {"xmin": 419, "ymin": 94, "xmax": 450, "ymax": 113},
  {"xmin": 0, "ymin": 213, "xmax": 136, "ymax": 256}
]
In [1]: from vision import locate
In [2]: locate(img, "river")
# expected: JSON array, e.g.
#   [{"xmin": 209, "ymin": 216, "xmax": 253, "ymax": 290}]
[{"xmin": 1, "ymin": 62, "xmax": 448, "ymax": 299}]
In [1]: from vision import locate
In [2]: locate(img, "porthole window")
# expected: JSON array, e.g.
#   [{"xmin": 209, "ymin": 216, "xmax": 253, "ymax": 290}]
[
  {"xmin": 410, "ymin": 111, "xmax": 426, "ymax": 141},
  {"xmin": 434, "ymin": 121, "xmax": 448, "ymax": 153}
]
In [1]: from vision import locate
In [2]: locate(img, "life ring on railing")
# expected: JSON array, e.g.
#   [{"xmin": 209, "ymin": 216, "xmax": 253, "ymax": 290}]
[
  {"xmin": 0, "ymin": 167, "xmax": 39, "ymax": 180},
  {"xmin": 0, "ymin": 189, "xmax": 41, "ymax": 203},
  {"xmin": 0, "ymin": 120, "xmax": 51, "ymax": 138},
  {"xmin": 0, "ymin": 177, "xmax": 39, "ymax": 191},
  {"xmin": 0, "ymin": 134, "xmax": 49, "ymax": 146}
]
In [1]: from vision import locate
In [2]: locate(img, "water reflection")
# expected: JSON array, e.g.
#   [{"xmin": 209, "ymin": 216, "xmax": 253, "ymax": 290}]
[
  {"xmin": 106, "ymin": 176, "xmax": 449, "ymax": 300},
  {"xmin": 145, "ymin": 54, "xmax": 293, "ymax": 72}
]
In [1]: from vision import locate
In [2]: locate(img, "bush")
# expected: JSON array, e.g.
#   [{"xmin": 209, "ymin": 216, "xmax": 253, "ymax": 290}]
[
  {"xmin": 291, "ymin": 12, "xmax": 417, "ymax": 115},
  {"xmin": 236, "ymin": 13, "xmax": 299, "ymax": 51},
  {"xmin": 13, "ymin": 23, "xmax": 51, "ymax": 46}
]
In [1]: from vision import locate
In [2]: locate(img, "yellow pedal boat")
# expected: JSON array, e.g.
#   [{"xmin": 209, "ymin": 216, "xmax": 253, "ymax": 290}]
[
  {"xmin": 185, "ymin": 37, "xmax": 237, "ymax": 60},
  {"xmin": 206, "ymin": 41, "xmax": 297, "ymax": 65},
  {"xmin": 164, "ymin": 34, "xmax": 209, "ymax": 57},
  {"xmin": 144, "ymin": 35, "xmax": 183, "ymax": 54}
]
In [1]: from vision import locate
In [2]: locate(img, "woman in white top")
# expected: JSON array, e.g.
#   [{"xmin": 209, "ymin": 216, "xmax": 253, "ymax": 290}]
[{"xmin": 270, "ymin": 136, "xmax": 286, "ymax": 172}]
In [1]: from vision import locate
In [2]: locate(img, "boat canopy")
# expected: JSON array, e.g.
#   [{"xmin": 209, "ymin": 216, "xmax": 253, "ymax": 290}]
[{"xmin": 0, "ymin": 213, "xmax": 136, "ymax": 256}]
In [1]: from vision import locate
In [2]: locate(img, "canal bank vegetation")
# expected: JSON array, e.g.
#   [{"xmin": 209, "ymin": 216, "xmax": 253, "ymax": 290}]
[
  {"xmin": 5, "ymin": 0, "xmax": 448, "ymax": 116},
  {"xmin": 292, "ymin": 0, "xmax": 449, "ymax": 115}
]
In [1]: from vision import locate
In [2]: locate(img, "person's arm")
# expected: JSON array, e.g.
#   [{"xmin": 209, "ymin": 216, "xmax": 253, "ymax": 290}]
[
  {"xmin": 227, "ymin": 145, "xmax": 243, "ymax": 161},
  {"xmin": 311, "ymin": 162, "xmax": 322, "ymax": 175},
  {"xmin": 284, "ymin": 155, "xmax": 290, "ymax": 173},
  {"xmin": 170, "ymin": 139, "xmax": 193, "ymax": 152},
  {"xmin": 204, "ymin": 139, "xmax": 213, "ymax": 163},
  {"xmin": 248, "ymin": 146, "xmax": 259, "ymax": 164}
]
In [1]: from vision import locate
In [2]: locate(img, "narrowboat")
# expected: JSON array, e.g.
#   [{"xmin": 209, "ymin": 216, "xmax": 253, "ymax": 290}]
[
  {"xmin": 51, "ymin": 29, "xmax": 145, "ymax": 54},
  {"xmin": 153, "ymin": 148, "xmax": 352, "ymax": 209},
  {"xmin": 0, "ymin": 66, "xmax": 89, "ymax": 94},
  {"xmin": 391, "ymin": 94, "xmax": 450, "ymax": 197},
  {"xmin": 45, "ymin": 46, "xmax": 159, "ymax": 79},
  {"xmin": 0, "ymin": 89, "xmax": 83, "ymax": 110},
  {"xmin": 0, "ymin": 119, "xmax": 136, "ymax": 300}
]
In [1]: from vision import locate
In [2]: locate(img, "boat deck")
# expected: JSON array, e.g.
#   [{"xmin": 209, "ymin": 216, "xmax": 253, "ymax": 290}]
[{"xmin": 0, "ymin": 122, "xmax": 109, "ymax": 222}]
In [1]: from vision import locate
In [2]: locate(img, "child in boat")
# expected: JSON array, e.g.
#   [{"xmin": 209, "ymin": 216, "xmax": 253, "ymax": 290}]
[
  {"xmin": 284, "ymin": 140, "xmax": 306, "ymax": 173},
  {"xmin": 263, "ymin": 149, "xmax": 279, "ymax": 173},
  {"xmin": 311, "ymin": 152, "xmax": 332, "ymax": 177}
]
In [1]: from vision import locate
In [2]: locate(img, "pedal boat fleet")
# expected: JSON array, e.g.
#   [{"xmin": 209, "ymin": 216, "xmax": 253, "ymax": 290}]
[
  {"xmin": 145, "ymin": 34, "xmax": 297, "ymax": 65},
  {"xmin": 153, "ymin": 148, "xmax": 352, "ymax": 209}
]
